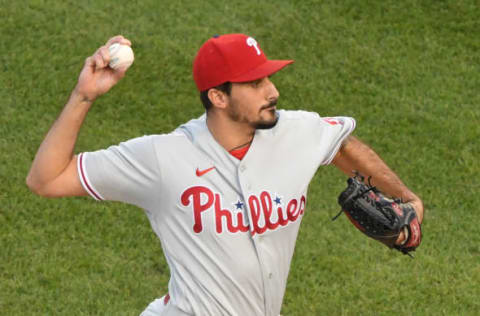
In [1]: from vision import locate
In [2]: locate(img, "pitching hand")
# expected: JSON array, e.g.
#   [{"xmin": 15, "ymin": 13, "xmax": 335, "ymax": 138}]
[{"xmin": 74, "ymin": 35, "xmax": 132, "ymax": 102}]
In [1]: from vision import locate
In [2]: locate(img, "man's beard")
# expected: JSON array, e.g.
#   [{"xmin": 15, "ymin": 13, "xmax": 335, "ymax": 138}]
[
  {"xmin": 253, "ymin": 110, "xmax": 278, "ymax": 129},
  {"xmin": 227, "ymin": 99, "xmax": 279, "ymax": 130}
]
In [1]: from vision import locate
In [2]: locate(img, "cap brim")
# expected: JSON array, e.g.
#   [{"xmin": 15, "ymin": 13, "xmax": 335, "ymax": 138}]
[{"xmin": 230, "ymin": 59, "xmax": 294, "ymax": 83}]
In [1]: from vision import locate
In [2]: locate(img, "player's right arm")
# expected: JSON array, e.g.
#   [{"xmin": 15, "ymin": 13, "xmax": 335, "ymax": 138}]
[{"xmin": 26, "ymin": 35, "xmax": 132, "ymax": 198}]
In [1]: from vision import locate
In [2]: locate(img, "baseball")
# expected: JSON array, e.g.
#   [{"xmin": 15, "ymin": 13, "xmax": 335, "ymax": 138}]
[{"xmin": 108, "ymin": 43, "xmax": 134, "ymax": 70}]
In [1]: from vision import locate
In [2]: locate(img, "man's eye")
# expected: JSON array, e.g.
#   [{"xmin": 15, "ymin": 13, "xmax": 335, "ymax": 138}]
[{"xmin": 251, "ymin": 80, "xmax": 261, "ymax": 87}]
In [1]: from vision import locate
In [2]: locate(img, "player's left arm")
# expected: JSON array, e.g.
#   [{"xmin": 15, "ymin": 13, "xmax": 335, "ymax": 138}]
[{"xmin": 332, "ymin": 135, "xmax": 424, "ymax": 227}]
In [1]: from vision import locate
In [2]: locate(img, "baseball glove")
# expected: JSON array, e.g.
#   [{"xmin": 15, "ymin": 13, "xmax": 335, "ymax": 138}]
[{"xmin": 333, "ymin": 173, "xmax": 422, "ymax": 256}]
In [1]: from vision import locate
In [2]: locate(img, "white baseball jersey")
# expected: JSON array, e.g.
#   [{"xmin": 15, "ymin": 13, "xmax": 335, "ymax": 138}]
[{"xmin": 77, "ymin": 110, "xmax": 355, "ymax": 316}]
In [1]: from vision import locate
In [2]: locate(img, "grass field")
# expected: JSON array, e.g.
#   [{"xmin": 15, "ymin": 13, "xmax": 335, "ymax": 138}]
[{"xmin": 1, "ymin": 0, "xmax": 480, "ymax": 315}]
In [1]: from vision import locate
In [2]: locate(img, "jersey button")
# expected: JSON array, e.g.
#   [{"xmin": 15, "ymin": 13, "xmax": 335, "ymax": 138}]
[
  {"xmin": 239, "ymin": 165, "xmax": 246, "ymax": 172},
  {"xmin": 268, "ymin": 272, "xmax": 273, "ymax": 279}
]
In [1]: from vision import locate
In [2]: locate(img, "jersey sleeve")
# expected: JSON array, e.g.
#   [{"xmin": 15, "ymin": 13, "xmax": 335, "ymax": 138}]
[
  {"xmin": 77, "ymin": 135, "xmax": 160, "ymax": 208},
  {"xmin": 316, "ymin": 116, "xmax": 356, "ymax": 165}
]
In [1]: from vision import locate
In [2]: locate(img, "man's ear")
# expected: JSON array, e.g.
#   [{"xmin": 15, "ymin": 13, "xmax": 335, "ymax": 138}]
[{"xmin": 208, "ymin": 89, "xmax": 229, "ymax": 109}]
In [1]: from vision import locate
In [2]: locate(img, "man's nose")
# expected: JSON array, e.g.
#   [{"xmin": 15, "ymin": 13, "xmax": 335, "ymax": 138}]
[{"xmin": 265, "ymin": 77, "xmax": 279, "ymax": 101}]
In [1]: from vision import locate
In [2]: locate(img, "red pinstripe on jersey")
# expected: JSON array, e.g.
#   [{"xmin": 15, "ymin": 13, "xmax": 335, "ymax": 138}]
[{"xmin": 78, "ymin": 153, "xmax": 103, "ymax": 201}]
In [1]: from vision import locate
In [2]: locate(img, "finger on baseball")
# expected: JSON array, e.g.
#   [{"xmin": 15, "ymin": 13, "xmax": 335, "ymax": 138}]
[
  {"xmin": 81, "ymin": 56, "xmax": 97, "ymax": 76},
  {"xmin": 84, "ymin": 56, "xmax": 96, "ymax": 68},
  {"xmin": 120, "ymin": 37, "xmax": 132, "ymax": 46},
  {"xmin": 93, "ymin": 51, "xmax": 106, "ymax": 70},
  {"xmin": 98, "ymin": 46, "xmax": 110, "ymax": 65},
  {"xmin": 106, "ymin": 35, "xmax": 132, "ymax": 47}
]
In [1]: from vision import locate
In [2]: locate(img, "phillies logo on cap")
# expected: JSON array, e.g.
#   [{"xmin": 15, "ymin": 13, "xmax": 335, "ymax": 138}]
[
  {"xmin": 246, "ymin": 37, "xmax": 261, "ymax": 55},
  {"xmin": 193, "ymin": 33, "xmax": 294, "ymax": 91}
]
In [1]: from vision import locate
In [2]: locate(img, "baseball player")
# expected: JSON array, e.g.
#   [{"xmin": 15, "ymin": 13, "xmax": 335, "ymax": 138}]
[{"xmin": 27, "ymin": 34, "xmax": 424, "ymax": 315}]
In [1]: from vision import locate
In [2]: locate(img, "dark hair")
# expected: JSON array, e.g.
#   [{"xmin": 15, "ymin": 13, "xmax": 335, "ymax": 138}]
[{"xmin": 199, "ymin": 82, "xmax": 232, "ymax": 111}]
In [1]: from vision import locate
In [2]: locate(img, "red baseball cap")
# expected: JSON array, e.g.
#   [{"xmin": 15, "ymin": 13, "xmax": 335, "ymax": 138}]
[{"xmin": 193, "ymin": 34, "xmax": 294, "ymax": 91}]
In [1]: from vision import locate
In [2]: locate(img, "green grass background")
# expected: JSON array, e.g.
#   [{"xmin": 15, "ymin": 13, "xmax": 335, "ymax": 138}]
[{"xmin": 1, "ymin": 0, "xmax": 479, "ymax": 315}]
